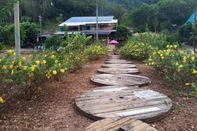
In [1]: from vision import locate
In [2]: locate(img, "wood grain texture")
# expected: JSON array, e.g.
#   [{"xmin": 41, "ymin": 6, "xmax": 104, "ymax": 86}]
[
  {"xmin": 85, "ymin": 118, "xmax": 158, "ymax": 131},
  {"xmin": 97, "ymin": 68, "xmax": 140, "ymax": 74},
  {"xmin": 91, "ymin": 74, "xmax": 151, "ymax": 86},
  {"xmin": 105, "ymin": 60, "xmax": 133, "ymax": 64},
  {"xmin": 75, "ymin": 86, "xmax": 172, "ymax": 122},
  {"xmin": 102, "ymin": 64, "xmax": 136, "ymax": 68}
]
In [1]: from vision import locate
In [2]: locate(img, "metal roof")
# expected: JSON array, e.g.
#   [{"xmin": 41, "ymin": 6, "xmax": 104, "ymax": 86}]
[
  {"xmin": 59, "ymin": 16, "xmax": 118, "ymax": 27},
  {"xmin": 185, "ymin": 11, "xmax": 197, "ymax": 25},
  {"xmin": 66, "ymin": 16, "xmax": 114, "ymax": 23}
]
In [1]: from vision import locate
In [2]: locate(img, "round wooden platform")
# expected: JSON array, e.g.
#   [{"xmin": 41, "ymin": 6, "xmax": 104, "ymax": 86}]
[
  {"xmin": 107, "ymin": 55, "xmax": 121, "ymax": 59},
  {"xmin": 85, "ymin": 117, "xmax": 158, "ymax": 131},
  {"xmin": 98, "ymin": 68, "xmax": 140, "ymax": 74},
  {"xmin": 91, "ymin": 74, "xmax": 151, "ymax": 86},
  {"xmin": 105, "ymin": 60, "xmax": 133, "ymax": 64},
  {"xmin": 102, "ymin": 64, "xmax": 136, "ymax": 68},
  {"xmin": 75, "ymin": 86, "xmax": 172, "ymax": 122}
]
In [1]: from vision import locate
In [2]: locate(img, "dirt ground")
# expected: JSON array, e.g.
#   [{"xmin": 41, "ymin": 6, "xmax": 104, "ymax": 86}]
[{"xmin": 0, "ymin": 55, "xmax": 197, "ymax": 131}]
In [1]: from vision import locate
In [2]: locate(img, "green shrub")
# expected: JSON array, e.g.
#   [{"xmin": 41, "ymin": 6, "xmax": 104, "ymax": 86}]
[{"xmin": 85, "ymin": 42, "xmax": 108, "ymax": 61}]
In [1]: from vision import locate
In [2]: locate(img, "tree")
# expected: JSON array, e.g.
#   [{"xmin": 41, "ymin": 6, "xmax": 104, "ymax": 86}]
[
  {"xmin": 131, "ymin": 3, "xmax": 150, "ymax": 32},
  {"xmin": 0, "ymin": 0, "xmax": 19, "ymax": 22},
  {"xmin": 0, "ymin": 23, "xmax": 26, "ymax": 47},
  {"xmin": 147, "ymin": 4, "xmax": 159, "ymax": 32},
  {"xmin": 115, "ymin": 25, "xmax": 132, "ymax": 40},
  {"xmin": 20, "ymin": 22, "xmax": 39, "ymax": 43}
]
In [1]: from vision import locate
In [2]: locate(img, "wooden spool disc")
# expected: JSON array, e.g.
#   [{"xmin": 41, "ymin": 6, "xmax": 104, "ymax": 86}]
[
  {"xmin": 85, "ymin": 117, "xmax": 158, "ymax": 131},
  {"xmin": 107, "ymin": 55, "xmax": 121, "ymax": 59},
  {"xmin": 97, "ymin": 68, "xmax": 140, "ymax": 74},
  {"xmin": 105, "ymin": 60, "xmax": 133, "ymax": 64},
  {"xmin": 102, "ymin": 64, "xmax": 136, "ymax": 68},
  {"xmin": 75, "ymin": 86, "xmax": 172, "ymax": 122},
  {"xmin": 91, "ymin": 74, "xmax": 151, "ymax": 86}
]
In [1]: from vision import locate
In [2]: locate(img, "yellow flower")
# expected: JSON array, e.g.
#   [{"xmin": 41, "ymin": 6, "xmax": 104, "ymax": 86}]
[
  {"xmin": 51, "ymin": 55, "xmax": 55, "ymax": 59},
  {"xmin": 53, "ymin": 70, "xmax": 57, "ymax": 75},
  {"xmin": 148, "ymin": 58, "xmax": 152, "ymax": 61},
  {"xmin": 36, "ymin": 60, "xmax": 40, "ymax": 65},
  {"xmin": 60, "ymin": 69, "xmax": 65, "ymax": 73},
  {"xmin": 191, "ymin": 56, "xmax": 195, "ymax": 61},
  {"xmin": 46, "ymin": 73, "xmax": 51, "ymax": 79},
  {"xmin": 2, "ymin": 65, "xmax": 7, "ymax": 69},
  {"xmin": 179, "ymin": 64, "xmax": 183, "ymax": 68},
  {"xmin": 28, "ymin": 73, "xmax": 34, "ymax": 77},
  {"xmin": 11, "ymin": 70, "xmax": 14, "ymax": 74},
  {"xmin": 18, "ymin": 62, "xmax": 22, "ymax": 66},
  {"xmin": 22, "ymin": 56, "xmax": 26, "ymax": 61},
  {"xmin": 0, "ymin": 97, "xmax": 4, "ymax": 103},
  {"xmin": 191, "ymin": 51, "xmax": 195, "ymax": 55},
  {"xmin": 30, "ymin": 66, "xmax": 35, "ymax": 71},
  {"xmin": 175, "ymin": 62, "xmax": 179, "ymax": 66},
  {"xmin": 182, "ymin": 56, "xmax": 187, "ymax": 63},
  {"xmin": 64, "ymin": 67, "xmax": 68, "ymax": 71},
  {"xmin": 9, "ymin": 65, "xmax": 14, "ymax": 69},
  {"xmin": 185, "ymin": 83, "xmax": 193, "ymax": 86},
  {"xmin": 174, "ymin": 45, "xmax": 177, "ymax": 48},
  {"xmin": 55, "ymin": 60, "xmax": 58, "ymax": 63},
  {"xmin": 42, "ymin": 60, "xmax": 46, "ymax": 64},
  {"xmin": 192, "ymin": 70, "xmax": 197, "ymax": 74}
]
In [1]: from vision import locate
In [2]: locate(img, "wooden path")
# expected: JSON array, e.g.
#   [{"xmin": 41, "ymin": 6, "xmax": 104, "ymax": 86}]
[
  {"xmin": 97, "ymin": 68, "xmax": 140, "ymax": 74},
  {"xmin": 105, "ymin": 60, "xmax": 133, "ymax": 64},
  {"xmin": 91, "ymin": 74, "xmax": 150, "ymax": 86},
  {"xmin": 75, "ymin": 55, "xmax": 172, "ymax": 130},
  {"xmin": 85, "ymin": 117, "xmax": 158, "ymax": 131},
  {"xmin": 102, "ymin": 64, "xmax": 136, "ymax": 68},
  {"xmin": 76, "ymin": 86, "xmax": 172, "ymax": 122}
]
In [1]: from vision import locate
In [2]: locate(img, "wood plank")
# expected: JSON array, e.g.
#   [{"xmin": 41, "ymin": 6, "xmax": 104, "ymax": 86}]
[
  {"xmin": 75, "ymin": 86, "xmax": 172, "ymax": 122},
  {"xmin": 91, "ymin": 74, "xmax": 151, "ymax": 86},
  {"xmin": 78, "ymin": 99, "xmax": 171, "ymax": 114},
  {"xmin": 105, "ymin": 60, "xmax": 133, "ymax": 64},
  {"xmin": 98, "ymin": 68, "xmax": 140, "ymax": 74},
  {"xmin": 102, "ymin": 64, "xmax": 136, "ymax": 68},
  {"xmin": 85, "ymin": 118, "xmax": 158, "ymax": 131}
]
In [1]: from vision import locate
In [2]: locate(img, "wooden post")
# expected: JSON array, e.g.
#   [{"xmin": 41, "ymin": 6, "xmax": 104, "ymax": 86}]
[
  {"xmin": 96, "ymin": 0, "xmax": 98, "ymax": 42},
  {"xmin": 14, "ymin": 1, "xmax": 20, "ymax": 57}
]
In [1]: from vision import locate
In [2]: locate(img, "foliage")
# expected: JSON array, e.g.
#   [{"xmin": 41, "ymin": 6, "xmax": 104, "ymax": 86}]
[
  {"xmin": 0, "ymin": 22, "xmax": 39, "ymax": 47},
  {"xmin": 146, "ymin": 45, "xmax": 197, "ymax": 95},
  {"xmin": 0, "ymin": 23, "xmax": 26, "ymax": 47},
  {"xmin": 85, "ymin": 42, "xmax": 108, "ymax": 61},
  {"xmin": 0, "ymin": 43, "xmax": 5, "ymax": 50},
  {"xmin": 44, "ymin": 35, "xmax": 64, "ymax": 49},
  {"xmin": 129, "ymin": 0, "xmax": 197, "ymax": 32},
  {"xmin": 120, "ymin": 41, "xmax": 155, "ymax": 60},
  {"xmin": 120, "ymin": 31, "xmax": 197, "ymax": 96},
  {"xmin": 107, "ymin": 0, "xmax": 160, "ymax": 9},
  {"xmin": 115, "ymin": 25, "xmax": 132, "ymax": 40},
  {"xmin": 0, "ymin": 32, "xmax": 107, "ymax": 102},
  {"xmin": 178, "ymin": 23, "xmax": 197, "ymax": 44},
  {"xmin": 0, "ymin": 0, "xmax": 19, "ymax": 21},
  {"xmin": 20, "ymin": 22, "xmax": 39, "ymax": 43}
]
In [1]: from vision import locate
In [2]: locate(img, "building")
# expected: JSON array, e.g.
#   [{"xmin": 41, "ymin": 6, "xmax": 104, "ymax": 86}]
[
  {"xmin": 54, "ymin": 16, "xmax": 118, "ymax": 42},
  {"xmin": 185, "ymin": 11, "xmax": 197, "ymax": 25}
]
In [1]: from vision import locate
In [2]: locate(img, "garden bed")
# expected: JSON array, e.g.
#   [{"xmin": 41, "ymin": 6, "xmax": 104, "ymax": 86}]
[{"xmin": 0, "ymin": 56, "xmax": 196, "ymax": 131}]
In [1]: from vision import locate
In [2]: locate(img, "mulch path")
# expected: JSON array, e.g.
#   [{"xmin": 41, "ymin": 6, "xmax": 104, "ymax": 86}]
[{"xmin": 0, "ymin": 55, "xmax": 197, "ymax": 131}]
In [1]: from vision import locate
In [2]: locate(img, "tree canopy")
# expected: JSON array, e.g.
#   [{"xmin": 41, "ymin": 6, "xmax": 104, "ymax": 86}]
[{"xmin": 0, "ymin": 0, "xmax": 197, "ymax": 33}]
